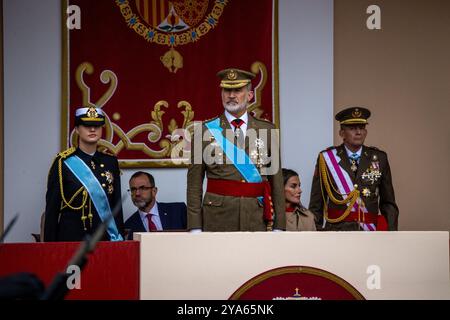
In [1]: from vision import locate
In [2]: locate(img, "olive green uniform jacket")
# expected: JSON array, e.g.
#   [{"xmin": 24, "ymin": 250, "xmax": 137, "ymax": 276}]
[
  {"xmin": 309, "ymin": 144, "xmax": 399, "ymax": 231},
  {"xmin": 286, "ymin": 206, "xmax": 317, "ymax": 231},
  {"xmin": 187, "ymin": 113, "xmax": 285, "ymax": 231}
]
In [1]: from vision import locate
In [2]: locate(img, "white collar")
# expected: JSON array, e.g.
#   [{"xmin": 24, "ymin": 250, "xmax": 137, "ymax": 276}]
[
  {"xmin": 344, "ymin": 145, "xmax": 362, "ymax": 158},
  {"xmin": 78, "ymin": 148, "xmax": 96, "ymax": 157},
  {"xmin": 224, "ymin": 110, "xmax": 248, "ymax": 127},
  {"xmin": 139, "ymin": 202, "xmax": 159, "ymax": 218}
]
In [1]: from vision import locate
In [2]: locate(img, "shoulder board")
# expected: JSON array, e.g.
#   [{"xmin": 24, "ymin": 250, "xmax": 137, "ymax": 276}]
[
  {"xmin": 47, "ymin": 147, "xmax": 75, "ymax": 180},
  {"xmin": 250, "ymin": 113, "xmax": 274, "ymax": 124},
  {"xmin": 368, "ymin": 146, "xmax": 386, "ymax": 154},
  {"xmin": 57, "ymin": 147, "xmax": 76, "ymax": 159},
  {"xmin": 254, "ymin": 116, "xmax": 273, "ymax": 124},
  {"xmin": 99, "ymin": 147, "xmax": 116, "ymax": 157},
  {"xmin": 203, "ymin": 115, "xmax": 220, "ymax": 124},
  {"xmin": 251, "ymin": 116, "xmax": 277, "ymax": 129}
]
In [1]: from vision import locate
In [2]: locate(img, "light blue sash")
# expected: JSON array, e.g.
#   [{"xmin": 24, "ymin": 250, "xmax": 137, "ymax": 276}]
[
  {"xmin": 64, "ymin": 156, "xmax": 123, "ymax": 241},
  {"xmin": 205, "ymin": 118, "xmax": 262, "ymax": 183}
]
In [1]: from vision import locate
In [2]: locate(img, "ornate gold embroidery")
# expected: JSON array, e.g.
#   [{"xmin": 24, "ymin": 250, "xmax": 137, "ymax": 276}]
[{"xmin": 68, "ymin": 61, "xmax": 268, "ymax": 167}]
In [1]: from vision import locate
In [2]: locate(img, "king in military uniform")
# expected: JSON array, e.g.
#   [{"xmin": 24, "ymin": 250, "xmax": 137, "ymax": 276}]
[
  {"xmin": 187, "ymin": 68, "xmax": 285, "ymax": 231},
  {"xmin": 44, "ymin": 107, "xmax": 124, "ymax": 241},
  {"xmin": 309, "ymin": 107, "xmax": 399, "ymax": 231}
]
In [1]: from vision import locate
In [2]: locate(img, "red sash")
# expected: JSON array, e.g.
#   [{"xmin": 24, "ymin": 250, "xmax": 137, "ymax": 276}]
[
  {"xmin": 327, "ymin": 208, "xmax": 388, "ymax": 230},
  {"xmin": 206, "ymin": 178, "xmax": 274, "ymax": 222}
]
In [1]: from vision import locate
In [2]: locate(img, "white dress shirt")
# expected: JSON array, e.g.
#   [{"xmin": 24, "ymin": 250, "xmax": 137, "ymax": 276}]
[
  {"xmin": 138, "ymin": 203, "xmax": 162, "ymax": 231},
  {"xmin": 224, "ymin": 110, "xmax": 248, "ymax": 137},
  {"xmin": 344, "ymin": 145, "xmax": 362, "ymax": 163}
]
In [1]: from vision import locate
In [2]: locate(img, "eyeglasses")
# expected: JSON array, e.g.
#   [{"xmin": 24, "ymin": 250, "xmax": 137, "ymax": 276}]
[{"xmin": 127, "ymin": 186, "xmax": 154, "ymax": 194}]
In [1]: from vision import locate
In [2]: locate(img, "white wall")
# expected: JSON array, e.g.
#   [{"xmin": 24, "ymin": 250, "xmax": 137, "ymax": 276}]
[
  {"xmin": 279, "ymin": 0, "xmax": 333, "ymax": 204},
  {"xmin": 4, "ymin": 0, "xmax": 62, "ymax": 242},
  {"xmin": 3, "ymin": 0, "xmax": 333, "ymax": 242}
]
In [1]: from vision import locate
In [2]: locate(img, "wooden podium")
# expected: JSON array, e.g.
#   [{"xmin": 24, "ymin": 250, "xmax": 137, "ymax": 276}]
[{"xmin": 135, "ymin": 231, "xmax": 450, "ymax": 300}]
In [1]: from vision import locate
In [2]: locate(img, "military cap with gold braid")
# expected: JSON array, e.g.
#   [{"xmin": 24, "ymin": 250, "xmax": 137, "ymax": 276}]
[
  {"xmin": 335, "ymin": 107, "xmax": 371, "ymax": 125},
  {"xmin": 217, "ymin": 68, "xmax": 255, "ymax": 89},
  {"xmin": 75, "ymin": 106, "xmax": 105, "ymax": 126}
]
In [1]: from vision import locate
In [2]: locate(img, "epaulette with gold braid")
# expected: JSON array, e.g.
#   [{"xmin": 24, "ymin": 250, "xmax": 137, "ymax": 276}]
[
  {"xmin": 99, "ymin": 147, "xmax": 115, "ymax": 156},
  {"xmin": 46, "ymin": 147, "xmax": 75, "ymax": 185},
  {"xmin": 58, "ymin": 147, "xmax": 76, "ymax": 159}
]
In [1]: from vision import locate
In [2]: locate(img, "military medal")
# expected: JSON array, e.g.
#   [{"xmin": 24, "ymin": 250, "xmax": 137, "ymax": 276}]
[
  {"xmin": 255, "ymin": 138, "xmax": 264, "ymax": 149},
  {"xmin": 252, "ymin": 138, "xmax": 267, "ymax": 168},
  {"xmin": 371, "ymin": 161, "xmax": 380, "ymax": 170},
  {"xmin": 362, "ymin": 166, "xmax": 382, "ymax": 184},
  {"xmin": 209, "ymin": 137, "xmax": 219, "ymax": 149},
  {"xmin": 350, "ymin": 160, "xmax": 358, "ymax": 172},
  {"xmin": 104, "ymin": 171, "xmax": 114, "ymax": 184},
  {"xmin": 362, "ymin": 188, "xmax": 371, "ymax": 197}
]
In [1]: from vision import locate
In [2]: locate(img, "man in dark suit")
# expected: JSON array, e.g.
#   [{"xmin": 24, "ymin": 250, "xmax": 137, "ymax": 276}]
[
  {"xmin": 125, "ymin": 171, "xmax": 187, "ymax": 239},
  {"xmin": 309, "ymin": 107, "xmax": 399, "ymax": 231}
]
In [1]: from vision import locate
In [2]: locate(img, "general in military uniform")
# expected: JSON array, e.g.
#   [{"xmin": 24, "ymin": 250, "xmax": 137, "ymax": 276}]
[
  {"xmin": 44, "ymin": 107, "xmax": 124, "ymax": 241},
  {"xmin": 309, "ymin": 107, "xmax": 399, "ymax": 231},
  {"xmin": 187, "ymin": 68, "xmax": 285, "ymax": 231}
]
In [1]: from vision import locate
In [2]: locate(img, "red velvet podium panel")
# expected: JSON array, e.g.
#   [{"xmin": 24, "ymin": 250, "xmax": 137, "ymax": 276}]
[{"xmin": 0, "ymin": 241, "xmax": 139, "ymax": 300}]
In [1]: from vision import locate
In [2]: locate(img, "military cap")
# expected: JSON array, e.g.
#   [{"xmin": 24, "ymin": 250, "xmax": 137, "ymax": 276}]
[
  {"xmin": 217, "ymin": 68, "xmax": 255, "ymax": 89},
  {"xmin": 74, "ymin": 106, "xmax": 106, "ymax": 126},
  {"xmin": 335, "ymin": 107, "xmax": 371, "ymax": 125}
]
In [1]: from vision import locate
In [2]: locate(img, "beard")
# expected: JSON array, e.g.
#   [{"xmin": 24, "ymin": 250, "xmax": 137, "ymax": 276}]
[
  {"xmin": 132, "ymin": 199, "xmax": 151, "ymax": 211},
  {"xmin": 223, "ymin": 100, "xmax": 247, "ymax": 114}
]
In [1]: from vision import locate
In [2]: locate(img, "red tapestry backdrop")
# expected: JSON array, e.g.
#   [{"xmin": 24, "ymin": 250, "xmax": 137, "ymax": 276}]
[{"xmin": 63, "ymin": 0, "xmax": 279, "ymax": 167}]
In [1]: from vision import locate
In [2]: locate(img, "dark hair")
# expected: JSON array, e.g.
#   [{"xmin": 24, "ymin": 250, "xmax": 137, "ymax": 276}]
[
  {"xmin": 130, "ymin": 171, "xmax": 155, "ymax": 187},
  {"xmin": 282, "ymin": 168, "xmax": 299, "ymax": 186}
]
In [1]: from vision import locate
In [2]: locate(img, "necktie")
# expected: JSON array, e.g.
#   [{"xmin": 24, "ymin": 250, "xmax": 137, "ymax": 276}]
[
  {"xmin": 349, "ymin": 153, "xmax": 360, "ymax": 163},
  {"xmin": 231, "ymin": 119, "xmax": 245, "ymax": 149},
  {"xmin": 146, "ymin": 214, "xmax": 157, "ymax": 232}
]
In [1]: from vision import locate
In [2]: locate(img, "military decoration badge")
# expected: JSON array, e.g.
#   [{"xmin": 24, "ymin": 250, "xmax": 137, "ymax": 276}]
[
  {"xmin": 362, "ymin": 162, "xmax": 382, "ymax": 184},
  {"xmin": 207, "ymin": 135, "xmax": 219, "ymax": 149},
  {"xmin": 362, "ymin": 188, "xmax": 371, "ymax": 198},
  {"xmin": 87, "ymin": 106, "xmax": 99, "ymax": 119},
  {"xmin": 104, "ymin": 170, "xmax": 114, "ymax": 184},
  {"xmin": 350, "ymin": 160, "xmax": 358, "ymax": 172},
  {"xmin": 103, "ymin": 170, "xmax": 114, "ymax": 194},
  {"xmin": 250, "ymin": 138, "xmax": 267, "ymax": 168}
]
